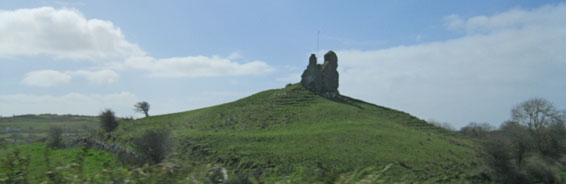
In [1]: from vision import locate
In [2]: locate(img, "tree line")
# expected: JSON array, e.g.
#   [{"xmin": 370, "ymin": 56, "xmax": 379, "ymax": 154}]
[{"xmin": 458, "ymin": 98, "xmax": 566, "ymax": 183}]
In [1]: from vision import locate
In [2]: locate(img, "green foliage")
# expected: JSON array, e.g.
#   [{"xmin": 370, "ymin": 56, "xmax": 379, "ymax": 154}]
[
  {"xmin": 0, "ymin": 149, "xmax": 30, "ymax": 184},
  {"xmin": 0, "ymin": 114, "xmax": 98, "ymax": 144},
  {"xmin": 109, "ymin": 83, "xmax": 482, "ymax": 182},
  {"xmin": 134, "ymin": 101, "xmax": 151, "ymax": 117},
  {"xmin": 224, "ymin": 173, "xmax": 252, "ymax": 184},
  {"xmin": 480, "ymin": 120, "xmax": 565, "ymax": 183},
  {"xmin": 46, "ymin": 126, "xmax": 64, "ymax": 149},
  {"xmin": 132, "ymin": 129, "xmax": 171, "ymax": 165},
  {"xmin": 0, "ymin": 143, "xmax": 120, "ymax": 183},
  {"xmin": 524, "ymin": 155, "xmax": 561, "ymax": 184},
  {"xmin": 99, "ymin": 109, "xmax": 118, "ymax": 132}
]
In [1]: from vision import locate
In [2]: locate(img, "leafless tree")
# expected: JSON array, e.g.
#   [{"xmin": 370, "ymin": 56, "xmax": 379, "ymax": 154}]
[
  {"xmin": 511, "ymin": 98, "xmax": 559, "ymax": 131},
  {"xmin": 460, "ymin": 122, "xmax": 494, "ymax": 138}
]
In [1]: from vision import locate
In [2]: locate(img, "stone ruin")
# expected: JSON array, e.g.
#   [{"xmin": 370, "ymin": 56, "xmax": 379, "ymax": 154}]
[{"xmin": 300, "ymin": 51, "xmax": 339, "ymax": 98}]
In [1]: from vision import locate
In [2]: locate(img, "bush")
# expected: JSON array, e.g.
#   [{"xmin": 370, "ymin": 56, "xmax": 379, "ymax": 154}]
[
  {"xmin": 0, "ymin": 149, "xmax": 30, "ymax": 183},
  {"xmin": 99, "ymin": 109, "xmax": 118, "ymax": 132},
  {"xmin": 0, "ymin": 138, "xmax": 6, "ymax": 149},
  {"xmin": 132, "ymin": 129, "xmax": 170, "ymax": 164},
  {"xmin": 46, "ymin": 126, "xmax": 64, "ymax": 148},
  {"xmin": 482, "ymin": 126, "xmax": 563, "ymax": 183},
  {"xmin": 524, "ymin": 156, "xmax": 561, "ymax": 184}
]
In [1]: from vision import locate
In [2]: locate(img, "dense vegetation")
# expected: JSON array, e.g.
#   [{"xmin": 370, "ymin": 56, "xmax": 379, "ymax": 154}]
[{"xmin": 459, "ymin": 98, "xmax": 566, "ymax": 183}]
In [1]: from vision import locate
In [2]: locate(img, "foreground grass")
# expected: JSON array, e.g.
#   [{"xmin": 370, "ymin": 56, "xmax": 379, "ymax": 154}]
[{"xmin": 0, "ymin": 143, "xmax": 119, "ymax": 183}]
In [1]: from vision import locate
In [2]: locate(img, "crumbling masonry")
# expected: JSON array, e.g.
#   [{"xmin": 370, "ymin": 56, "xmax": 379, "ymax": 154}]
[{"xmin": 300, "ymin": 51, "xmax": 339, "ymax": 98}]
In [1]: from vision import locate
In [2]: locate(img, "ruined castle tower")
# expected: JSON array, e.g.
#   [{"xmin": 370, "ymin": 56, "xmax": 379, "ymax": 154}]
[
  {"xmin": 300, "ymin": 51, "xmax": 339, "ymax": 98},
  {"xmin": 301, "ymin": 54, "xmax": 323, "ymax": 93}
]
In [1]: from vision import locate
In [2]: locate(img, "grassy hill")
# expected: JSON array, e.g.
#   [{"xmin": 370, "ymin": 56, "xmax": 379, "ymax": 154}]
[{"xmin": 108, "ymin": 83, "xmax": 485, "ymax": 182}]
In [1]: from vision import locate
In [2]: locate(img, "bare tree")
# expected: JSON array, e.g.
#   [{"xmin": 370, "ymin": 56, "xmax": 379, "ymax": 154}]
[
  {"xmin": 499, "ymin": 121, "xmax": 535, "ymax": 167},
  {"xmin": 511, "ymin": 98, "xmax": 559, "ymax": 131},
  {"xmin": 460, "ymin": 122, "xmax": 494, "ymax": 138},
  {"xmin": 134, "ymin": 101, "xmax": 150, "ymax": 117}
]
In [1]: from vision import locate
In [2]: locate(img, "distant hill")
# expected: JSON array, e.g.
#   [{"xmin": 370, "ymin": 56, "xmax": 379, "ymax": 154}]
[
  {"xmin": 0, "ymin": 114, "xmax": 98, "ymax": 144},
  {"xmin": 109, "ymin": 83, "xmax": 485, "ymax": 182}
]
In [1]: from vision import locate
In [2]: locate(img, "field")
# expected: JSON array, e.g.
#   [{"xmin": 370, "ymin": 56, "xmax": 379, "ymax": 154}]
[
  {"xmin": 0, "ymin": 143, "xmax": 119, "ymax": 183},
  {"xmin": 0, "ymin": 114, "xmax": 99, "ymax": 144}
]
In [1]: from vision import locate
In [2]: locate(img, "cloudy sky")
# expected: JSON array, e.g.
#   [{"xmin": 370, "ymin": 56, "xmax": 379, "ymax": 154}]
[{"xmin": 1, "ymin": 0, "xmax": 565, "ymax": 128}]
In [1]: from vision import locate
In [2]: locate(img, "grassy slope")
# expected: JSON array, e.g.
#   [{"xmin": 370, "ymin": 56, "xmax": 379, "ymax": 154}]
[{"xmin": 111, "ymin": 84, "xmax": 483, "ymax": 182}]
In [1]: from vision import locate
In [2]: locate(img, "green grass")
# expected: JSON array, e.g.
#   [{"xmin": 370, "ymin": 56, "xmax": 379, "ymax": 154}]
[
  {"xmin": 0, "ymin": 142, "xmax": 119, "ymax": 183},
  {"xmin": 0, "ymin": 114, "xmax": 99, "ymax": 144},
  {"xmin": 108, "ymin": 83, "xmax": 484, "ymax": 182}
]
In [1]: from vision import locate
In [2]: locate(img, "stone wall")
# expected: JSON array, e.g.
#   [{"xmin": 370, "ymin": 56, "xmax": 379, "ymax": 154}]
[{"xmin": 300, "ymin": 51, "xmax": 339, "ymax": 98}]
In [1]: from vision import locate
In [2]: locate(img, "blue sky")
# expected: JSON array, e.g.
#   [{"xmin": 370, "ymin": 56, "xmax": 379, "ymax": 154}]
[{"xmin": 1, "ymin": 0, "xmax": 565, "ymax": 128}]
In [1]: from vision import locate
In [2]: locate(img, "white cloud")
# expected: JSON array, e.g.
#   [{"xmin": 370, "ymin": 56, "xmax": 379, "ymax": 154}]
[
  {"xmin": 337, "ymin": 4, "xmax": 566, "ymax": 128},
  {"xmin": 0, "ymin": 7, "xmax": 145, "ymax": 60},
  {"xmin": 22, "ymin": 70, "xmax": 72, "ymax": 87},
  {"xmin": 0, "ymin": 92, "xmax": 140, "ymax": 116},
  {"xmin": 121, "ymin": 56, "xmax": 273, "ymax": 78},
  {"xmin": 445, "ymin": 4, "xmax": 566, "ymax": 34},
  {"xmin": 69, "ymin": 69, "xmax": 119, "ymax": 85},
  {"xmin": 1, "ymin": 7, "xmax": 273, "ymax": 80},
  {"xmin": 22, "ymin": 69, "xmax": 119, "ymax": 87}
]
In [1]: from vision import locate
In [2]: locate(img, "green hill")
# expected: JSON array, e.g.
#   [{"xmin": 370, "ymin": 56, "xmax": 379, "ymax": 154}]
[{"xmin": 110, "ymin": 83, "xmax": 484, "ymax": 182}]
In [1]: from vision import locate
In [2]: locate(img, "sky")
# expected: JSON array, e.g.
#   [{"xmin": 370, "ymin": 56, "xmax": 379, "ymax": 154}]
[{"xmin": 1, "ymin": 0, "xmax": 565, "ymax": 128}]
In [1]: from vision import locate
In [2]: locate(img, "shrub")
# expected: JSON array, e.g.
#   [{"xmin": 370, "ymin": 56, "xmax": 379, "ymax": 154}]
[
  {"xmin": 132, "ymin": 129, "xmax": 170, "ymax": 164},
  {"xmin": 524, "ymin": 156, "xmax": 561, "ymax": 184},
  {"xmin": 99, "ymin": 109, "xmax": 118, "ymax": 132},
  {"xmin": 46, "ymin": 126, "xmax": 64, "ymax": 148},
  {"xmin": 0, "ymin": 149, "xmax": 30, "ymax": 183},
  {"xmin": 0, "ymin": 138, "xmax": 6, "ymax": 149}
]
